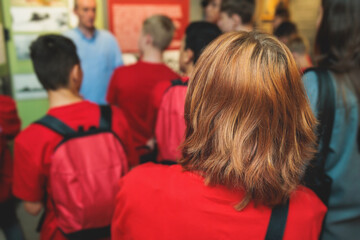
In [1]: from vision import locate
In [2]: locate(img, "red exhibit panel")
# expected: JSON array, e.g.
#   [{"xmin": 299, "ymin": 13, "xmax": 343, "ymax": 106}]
[{"xmin": 108, "ymin": 0, "xmax": 189, "ymax": 53}]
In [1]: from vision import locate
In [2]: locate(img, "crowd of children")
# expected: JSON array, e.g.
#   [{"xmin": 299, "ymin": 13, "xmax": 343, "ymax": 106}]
[{"xmin": 1, "ymin": 0, "xmax": 360, "ymax": 239}]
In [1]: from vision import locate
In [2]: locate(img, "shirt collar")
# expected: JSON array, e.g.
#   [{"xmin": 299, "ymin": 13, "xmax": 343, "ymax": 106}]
[{"xmin": 75, "ymin": 27, "xmax": 98, "ymax": 41}]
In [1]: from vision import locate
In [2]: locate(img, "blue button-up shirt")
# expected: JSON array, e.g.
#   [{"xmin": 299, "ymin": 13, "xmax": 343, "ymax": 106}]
[{"xmin": 64, "ymin": 28, "xmax": 123, "ymax": 104}]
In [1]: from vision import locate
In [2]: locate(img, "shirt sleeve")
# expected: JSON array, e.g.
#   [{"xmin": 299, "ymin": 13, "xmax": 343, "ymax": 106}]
[
  {"xmin": 0, "ymin": 95, "xmax": 21, "ymax": 139},
  {"xmin": 111, "ymin": 35, "xmax": 124, "ymax": 68},
  {"xmin": 12, "ymin": 134, "xmax": 46, "ymax": 202},
  {"xmin": 111, "ymin": 106, "xmax": 139, "ymax": 167},
  {"xmin": 302, "ymin": 71, "xmax": 319, "ymax": 116},
  {"xmin": 107, "ymin": 69, "xmax": 119, "ymax": 105}
]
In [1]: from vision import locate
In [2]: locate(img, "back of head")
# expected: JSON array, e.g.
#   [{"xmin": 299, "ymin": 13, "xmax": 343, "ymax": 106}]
[
  {"xmin": 143, "ymin": 15, "xmax": 175, "ymax": 51},
  {"xmin": 180, "ymin": 31, "xmax": 317, "ymax": 210},
  {"xmin": 274, "ymin": 21, "xmax": 298, "ymax": 39},
  {"xmin": 30, "ymin": 34, "xmax": 80, "ymax": 90},
  {"xmin": 220, "ymin": 0, "xmax": 255, "ymax": 24},
  {"xmin": 185, "ymin": 22, "xmax": 222, "ymax": 64},
  {"xmin": 287, "ymin": 35, "xmax": 308, "ymax": 55},
  {"xmin": 316, "ymin": 0, "xmax": 360, "ymax": 76}
]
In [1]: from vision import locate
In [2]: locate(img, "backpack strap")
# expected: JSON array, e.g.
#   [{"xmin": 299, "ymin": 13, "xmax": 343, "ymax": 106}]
[
  {"xmin": 99, "ymin": 105, "xmax": 112, "ymax": 130},
  {"xmin": 35, "ymin": 115, "xmax": 76, "ymax": 136},
  {"xmin": 302, "ymin": 68, "xmax": 335, "ymax": 206},
  {"xmin": 265, "ymin": 200, "xmax": 290, "ymax": 240},
  {"xmin": 171, "ymin": 78, "xmax": 188, "ymax": 87},
  {"xmin": 316, "ymin": 69, "xmax": 336, "ymax": 168}
]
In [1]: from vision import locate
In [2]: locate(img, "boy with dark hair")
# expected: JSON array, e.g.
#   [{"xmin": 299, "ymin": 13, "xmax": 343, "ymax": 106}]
[
  {"xmin": 274, "ymin": 21, "xmax": 298, "ymax": 44},
  {"xmin": 13, "ymin": 35, "xmax": 136, "ymax": 240},
  {"xmin": 107, "ymin": 15, "xmax": 180, "ymax": 162},
  {"xmin": 217, "ymin": 0, "xmax": 255, "ymax": 32},
  {"xmin": 201, "ymin": 0, "xmax": 222, "ymax": 24},
  {"xmin": 152, "ymin": 22, "xmax": 222, "ymax": 162}
]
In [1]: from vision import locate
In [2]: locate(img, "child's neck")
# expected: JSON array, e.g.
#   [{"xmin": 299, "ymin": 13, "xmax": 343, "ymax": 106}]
[
  {"xmin": 235, "ymin": 24, "xmax": 253, "ymax": 32},
  {"xmin": 141, "ymin": 47, "xmax": 163, "ymax": 64},
  {"xmin": 48, "ymin": 88, "xmax": 83, "ymax": 109}
]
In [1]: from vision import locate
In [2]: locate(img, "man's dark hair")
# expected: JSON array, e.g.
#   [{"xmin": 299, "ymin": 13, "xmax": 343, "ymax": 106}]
[
  {"xmin": 30, "ymin": 34, "xmax": 80, "ymax": 90},
  {"xmin": 185, "ymin": 22, "xmax": 222, "ymax": 64},
  {"xmin": 220, "ymin": 0, "xmax": 255, "ymax": 24},
  {"xmin": 201, "ymin": 0, "xmax": 209, "ymax": 8},
  {"xmin": 274, "ymin": 21, "xmax": 298, "ymax": 38}
]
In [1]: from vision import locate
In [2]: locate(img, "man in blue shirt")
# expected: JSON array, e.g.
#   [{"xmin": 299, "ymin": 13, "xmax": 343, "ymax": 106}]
[{"xmin": 64, "ymin": 0, "xmax": 123, "ymax": 104}]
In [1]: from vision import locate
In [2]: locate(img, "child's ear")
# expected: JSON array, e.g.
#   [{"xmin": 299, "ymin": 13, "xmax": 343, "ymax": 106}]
[
  {"xmin": 70, "ymin": 64, "xmax": 83, "ymax": 90},
  {"xmin": 184, "ymin": 49, "xmax": 194, "ymax": 64},
  {"xmin": 232, "ymin": 14, "xmax": 242, "ymax": 26},
  {"xmin": 145, "ymin": 34, "xmax": 153, "ymax": 45}
]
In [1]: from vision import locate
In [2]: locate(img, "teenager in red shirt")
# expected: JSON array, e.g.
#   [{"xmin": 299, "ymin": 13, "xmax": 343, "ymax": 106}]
[
  {"xmin": 107, "ymin": 15, "xmax": 180, "ymax": 161},
  {"xmin": 111, "ymin": 32, "xmax": 327, "ymax": 240},
  {"xmin": 13, "ymin": 35, "xmax": 136, "ymax": 240},
  {"xmin": 154, "ymin": 22, "xmax": 221, "ymax": 162},
  {"xmin": 0, "ymin": 95, "xmax": 25, "ymax": 240}
]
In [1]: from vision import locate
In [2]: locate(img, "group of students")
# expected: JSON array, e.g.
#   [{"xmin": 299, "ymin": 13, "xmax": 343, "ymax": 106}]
[{"xmin": 0, "ymin": 0, "xmax": 360, "ymax": 239}]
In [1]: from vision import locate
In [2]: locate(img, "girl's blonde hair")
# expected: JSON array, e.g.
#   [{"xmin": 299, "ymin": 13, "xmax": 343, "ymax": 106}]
[{"xmin": 179, "ymin": 31, "xmax": 317, "ymax": 210}]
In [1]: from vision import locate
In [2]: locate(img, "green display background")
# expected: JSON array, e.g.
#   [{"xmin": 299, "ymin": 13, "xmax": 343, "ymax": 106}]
[
  {"xmin": 0, "ymin": 0, "xmax": 105, "ymax": 128},
  {"xmin": 0, "ymin": 3, "xmax": 9, "ymax": 77}
]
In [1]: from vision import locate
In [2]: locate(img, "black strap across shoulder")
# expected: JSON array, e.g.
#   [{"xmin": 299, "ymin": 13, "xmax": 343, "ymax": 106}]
[
  {"xmin": 303, "ymin": 68, "xmax": 335, "ymax": 206},
  {"xmin": 35, "ymin": 105, "xmax": 112, "ymax": 136},
  {"xmin": 265, "ymin": 200, "xmax": 290, "ymax": 240},
  {"xmin": 35, "ymin": 115, "xmax": 76, "ymax": 136},
  {"xmin": 99, "ymin": 105, "xmax": 112, "ymax": 130},
  {"xmin": 171, "ymin": 78, "xmax": 188, "ymax": 87}
]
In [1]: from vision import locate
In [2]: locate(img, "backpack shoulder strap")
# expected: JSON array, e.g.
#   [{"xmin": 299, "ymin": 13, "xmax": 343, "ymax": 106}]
[
  {"xmin": 317, "ymin": 69, "xmax": 336, "ymax": 162},
  {"xmin": 265, "ymin": 200, "xmax": 290, "ymax": 240},
  {"xmin": 99, "ymin": 105, "xmax": 112, "ymax": 130},
  {"xmin": 171, "ymin": 78, "xmax": 188, "ymax": 87},
  {"xmin": 309, "ymin": 68, "xmax": 336, "ymax": 168},
  {"xmin": 35, "ymin": 115, "xmax": 76, "ymax": 136}
]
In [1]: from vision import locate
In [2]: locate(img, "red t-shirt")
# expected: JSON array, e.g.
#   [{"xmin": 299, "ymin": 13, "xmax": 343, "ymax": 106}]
[
  {"xmin": 0, "ymin": 95, "xmax": 21, "ymax": 202},
  {"xmin": 107, "ymin": 61, "xmax": 180, "ymax": 155},
  {"xmin": 112, "ymin": 163, "xmax": 327, "ymax": 240},
  {"xmin": 13, "ymin": 101, "xmax": 136, "ymax": 240}
]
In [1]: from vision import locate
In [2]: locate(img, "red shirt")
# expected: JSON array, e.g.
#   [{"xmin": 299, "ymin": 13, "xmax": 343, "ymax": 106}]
[
  {"xmin": 107, "ymin": 61, "xmax": 180, "ymax": 154},
  {"xmin": 0, "ymin": 95, "xmax": 21, "ymax": 202},
  {"xmin": 112, "ymin": 163, "xmax": 327, "ymax": 240},
  {"xmin": 13, "ymin": 101, "xmax": 136, "ymax": 240}
]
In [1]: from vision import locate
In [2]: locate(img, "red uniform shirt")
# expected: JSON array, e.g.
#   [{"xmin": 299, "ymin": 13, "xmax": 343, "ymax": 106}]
[
  {"xmin": 112, "ymin": 163, "xmax": 327, "ymax": 240},
  {"xmin": 13, "ymin": 101, "xmax": 136, "ymax": 240},
  {"xmin": 0, "ymin": 95, "xmax": 21, "ymax": 202},
  {"xmin": 107, "ymin": 61, "xmax": 180, "ymax": 155}
]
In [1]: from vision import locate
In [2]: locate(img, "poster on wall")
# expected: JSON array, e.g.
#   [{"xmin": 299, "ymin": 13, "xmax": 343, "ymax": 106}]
[
  {"xmin": 108, "ymin": 0, "xmax": 189, "ymax": 53},
  {"xmin": 13, "ymin": 74, "xmax": 47, "ymax": 100},
  {"xmin": 11, "ymin": 0, "xmax": 67, "ymax": 7},
  {"xmin": 0, "ymin": 24, "xmax": 7, "ymax": 65},
  {"xmin": 14, "ymin": 34, "xmax": 39, "ymax": 60},
  {"xmin": 11, "ymin": 7, "xmax": 68, "ymax": 32}
]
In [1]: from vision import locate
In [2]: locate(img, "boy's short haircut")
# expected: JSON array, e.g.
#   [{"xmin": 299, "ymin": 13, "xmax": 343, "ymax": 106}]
[
  {"xmin": 220, "ymin": 0, "xmax": 255, "ymax": 24},
  {"xmin": 143, "ymin": 15, "xmax": 175, "ymax": 51},
  {"xmin": 30, "ymin": 34, "xmax": 80, "ymax": 91},
  {"xmin": 185, "ymin": 22, "xmax": 222, "ymax": 64},
  {"xmin": 274, "ymin": 21, "xmax": 298, "ymax": 38},
  {"xmin": 287, "ymin": 35, "xmax": 308, "ymax": 55}
]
